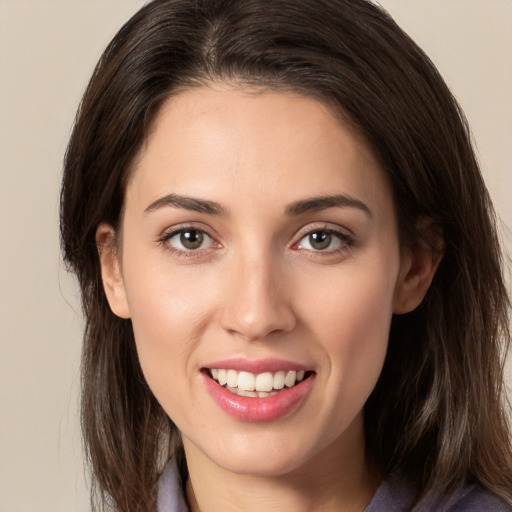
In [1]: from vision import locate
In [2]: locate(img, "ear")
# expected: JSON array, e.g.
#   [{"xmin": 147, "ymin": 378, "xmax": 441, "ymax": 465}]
[
  {"xmin": 393, "ymin": 223, "xmax": 443, "ymax": 314},
  {"xmin": 96, "ymin": 223, "xmax": 131, "ymax": 319}
]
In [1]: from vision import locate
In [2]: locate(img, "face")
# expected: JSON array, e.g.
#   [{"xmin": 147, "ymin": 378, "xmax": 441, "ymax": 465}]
[{"xmin": 99, "ymin": 84, "xmax": 431, "ymax": 477}]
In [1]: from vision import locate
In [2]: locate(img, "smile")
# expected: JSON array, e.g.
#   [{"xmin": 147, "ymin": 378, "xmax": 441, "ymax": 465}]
[
  {"xmin": 203, "ymin": 362, "xmax": 315, "ymax": 422},
  {"xmin": 209, "ymin": 369, "xmax": 307, "ymax": 397}
]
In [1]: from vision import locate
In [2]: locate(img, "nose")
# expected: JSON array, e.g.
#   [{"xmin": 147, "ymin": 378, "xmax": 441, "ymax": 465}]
[{"xmin": 219, "ymin": 252, "xmax": 297, "ymax": 341}]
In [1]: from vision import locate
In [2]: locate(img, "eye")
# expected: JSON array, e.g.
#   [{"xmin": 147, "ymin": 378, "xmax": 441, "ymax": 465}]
[
  {"xmin": 160, "ymin": 227, "xmax": 217, "ymax": 254},
  {"xmin": 296, "ymin": 228, "xmax": 352, "ymax": 252},
  {"xmin": 175, "ymin": 230, "xmax": 207, "ymax": 250},
  {"xmin": 302, "ymin": 231, "xmax": 335, "ymax": 251}
]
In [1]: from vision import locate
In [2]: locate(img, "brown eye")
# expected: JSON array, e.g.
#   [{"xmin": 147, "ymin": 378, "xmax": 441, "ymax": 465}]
[
  {"xmin": 296, "ymin": 228, "xmax": 352, "ymax": 253},
  {"xmin": 161, "ymin": 227, "xmax": 218, "ymax": 257},
  {"xmin": 179, "ymin": 230, "xmax": 204, "ymax": 250},
  {"xmin": 308, "ymin": 231, "xmax": 332, "ymax": 250}
]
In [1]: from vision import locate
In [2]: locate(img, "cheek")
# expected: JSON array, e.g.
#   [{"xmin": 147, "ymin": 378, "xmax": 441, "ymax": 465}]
[
  {"xmin": 303, "ymin": 256, "xmax": 396, "ymax": 336},
  {"xmin": 121, "ymin": 250, "xmax": 219, "ymax": 392},
  {"xmin": 300, "ymin": 257, "xmax": 398, "ymax": 406}
]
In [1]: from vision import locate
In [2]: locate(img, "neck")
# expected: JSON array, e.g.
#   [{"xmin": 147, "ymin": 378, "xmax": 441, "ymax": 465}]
[{"xmin": 183, "ymin": 419, "xmax": 379, "ymax": 512}]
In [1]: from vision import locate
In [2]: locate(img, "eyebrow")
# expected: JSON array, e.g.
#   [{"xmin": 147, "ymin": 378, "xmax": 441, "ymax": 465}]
[
  {"xmin": 144, "ymin": 193, "xmax": 228, "ymax": 216},
  {"xmin": 285, "ymin": 194, "xmax": 372, "ymax": 217},
  {"xmin": 144, "ymin": 192, "xmax": 371, "ymax": 218}
]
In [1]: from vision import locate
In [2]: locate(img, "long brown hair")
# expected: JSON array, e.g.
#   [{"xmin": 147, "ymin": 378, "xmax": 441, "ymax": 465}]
[{"xmin": 60, "ymin": 0, "xmax": 512, "ymax": 510}]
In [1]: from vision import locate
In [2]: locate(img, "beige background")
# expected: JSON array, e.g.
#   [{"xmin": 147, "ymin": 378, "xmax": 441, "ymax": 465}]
[{"xmin": 0, "ymin": 1, "xmax": 510, "ymax": 511}]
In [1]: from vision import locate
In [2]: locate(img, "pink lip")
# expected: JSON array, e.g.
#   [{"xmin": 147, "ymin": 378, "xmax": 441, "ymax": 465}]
[
  {"xmin": 202, "ymin": 370, "xmax": 315, "ymax": 422},
  {"xmin": 204, "ymin": 357, "xmax": 310, "ymax": 373}
]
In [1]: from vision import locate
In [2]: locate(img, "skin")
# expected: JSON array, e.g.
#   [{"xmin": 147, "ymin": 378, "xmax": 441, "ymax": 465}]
[{"xmin": 98, "ymin": 84, "xmax": 439, "ymax": 512}]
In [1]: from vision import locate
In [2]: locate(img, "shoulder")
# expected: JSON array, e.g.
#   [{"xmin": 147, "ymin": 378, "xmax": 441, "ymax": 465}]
[
  {"xmin": 157, "ymin": 457, "xmax": 190, "ymax": 512},
  {"xmin": 157, "ymin": 459, "xmax": 511, "ymax": 512},
  {"xmin": 364, "ymin": 472, "xmax": 512, "ymax": 512},
  {"xmin": 423, "ymin": 486, "xmax": 512, "ymax": 512},
  {"xmin": 364, "ymin": 471, "xmax": 416, "ymax": 511}
]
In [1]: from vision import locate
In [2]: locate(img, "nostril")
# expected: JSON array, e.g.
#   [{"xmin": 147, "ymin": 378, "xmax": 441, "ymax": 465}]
[{"xmin": 218, "ymin": 271, "xmax": 297, "ymax": 341}]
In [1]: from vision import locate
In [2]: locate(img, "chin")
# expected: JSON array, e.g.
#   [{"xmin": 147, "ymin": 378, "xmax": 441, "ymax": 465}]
[
  {"xmin": 198, "ymin": 428, "xmax": 322, "ymax": 477},
  {"xmin": 212, "ymin": 450, "xmax": 308, "ymax": 477}
]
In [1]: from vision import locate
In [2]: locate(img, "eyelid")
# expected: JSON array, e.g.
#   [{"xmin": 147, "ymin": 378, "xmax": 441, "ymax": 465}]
[
  {"xmin": 294, "ymin": 222, "xmax": 354, "ymax": 240},
  {"xmin": 157, "ymin": 221, "xmax": 354, "ymax": 259},
  {"xmin": 158, "ymin": 220, "xmax": 219, "ymax": 238},
  {"xmin": 291, "ymin": 223, "xmax": 354, "ymax": 253},
  {"xmin": 158, "ymin": 223, "xmax": 222, "ymax": 257}
]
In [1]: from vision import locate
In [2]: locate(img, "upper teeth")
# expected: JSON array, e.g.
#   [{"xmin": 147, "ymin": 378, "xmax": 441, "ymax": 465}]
[{"xmin": 211, "ymin": 369, "xmax": 306, "ymax": 392}]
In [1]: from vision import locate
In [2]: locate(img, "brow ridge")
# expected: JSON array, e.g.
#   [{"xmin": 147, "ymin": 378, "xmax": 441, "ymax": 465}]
[
  {"xmin": 285, "ymin": 194, "xmax": 372, "ymax": 216},
  {"xmin": 144, "ymin": 193, "xmax": 228, "ymax": 216}
]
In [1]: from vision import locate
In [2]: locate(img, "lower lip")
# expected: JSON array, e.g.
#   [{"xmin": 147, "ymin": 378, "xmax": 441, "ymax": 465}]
[{"xmin": 203, "ymin": 373, "xmax": 314, "ymax": 422}]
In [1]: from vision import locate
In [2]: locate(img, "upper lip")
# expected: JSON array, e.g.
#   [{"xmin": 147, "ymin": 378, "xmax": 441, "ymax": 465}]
[{"xmin": 203, "ymin": 357, "xmax": 311, "ymax": 374}]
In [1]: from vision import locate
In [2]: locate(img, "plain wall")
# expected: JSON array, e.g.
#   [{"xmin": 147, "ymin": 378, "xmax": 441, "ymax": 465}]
[{"xmin": 0, "ymin": 1, "xmax": 510, "ymax": 511}]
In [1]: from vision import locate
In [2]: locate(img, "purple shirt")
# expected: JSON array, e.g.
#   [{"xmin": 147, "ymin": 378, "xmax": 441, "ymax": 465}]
[{"xmin": 157, "ymin": 458, "xmax": 512, "ymax": 512}]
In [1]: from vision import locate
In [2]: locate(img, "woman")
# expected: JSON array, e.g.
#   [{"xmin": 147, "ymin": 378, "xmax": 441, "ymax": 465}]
[{"xmin": 60, "ymin": 0, "xmax": 512, "ymax": 510}]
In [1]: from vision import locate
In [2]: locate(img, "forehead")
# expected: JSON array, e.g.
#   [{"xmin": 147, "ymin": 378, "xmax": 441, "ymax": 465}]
[{"xmin": 127, "ymin": 84, "xmax": 393, "ymax": 219}]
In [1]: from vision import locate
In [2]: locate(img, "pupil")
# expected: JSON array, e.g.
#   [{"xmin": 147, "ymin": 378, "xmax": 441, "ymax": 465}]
[
  {"xmin": 180, "ymin": 230, "xmax": 203, "ymax": 249},
  {"xmin": 310, "ymin": 231, "xmax": 331, "ymax": 250}
]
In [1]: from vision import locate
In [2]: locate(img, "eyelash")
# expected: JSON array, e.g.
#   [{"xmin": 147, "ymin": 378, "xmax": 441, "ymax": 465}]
[
  {"xmin": 158, "ymin": 225, "xmax": 218, "ymax": 259},
  {"xmin": 293, "ymin": 226, "xmax": 354, "ymax": 256},
  {"xmin": 157, "ymin": 224, "xmax": 354, "ymax": 259}
]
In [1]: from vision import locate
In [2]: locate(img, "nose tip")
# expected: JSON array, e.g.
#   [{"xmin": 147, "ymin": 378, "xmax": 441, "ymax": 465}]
[
  {"xmin": 219, "ymin": 258, "xmax": 296, "ymax": 341},
  {"xmin": 227, "ymin": 300, "xmax": 296, "ymax": 341}
]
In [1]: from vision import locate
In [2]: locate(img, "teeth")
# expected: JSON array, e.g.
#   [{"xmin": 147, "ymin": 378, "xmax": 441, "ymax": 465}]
[
  {"xmin": 210, "ymin": 368, "xmax": 309, "ymax": 393},
  {"xmin": 238, "ymin": 371, "xmax": 255, "ymax": 391},
  {"xmin": 255, "ymin": 372, "xmax": 273, "ymax": 392},
  {"xmin": 227, "ymin": 369, "xmax": 238, "ymax": 388},
  {"xmin": 227, "ymin": 386, "xmax": 279, "ymax": 398},
  {"xmin": 217, "ymin": 369, "xmax": 227, "ymax": 386},
  {"xmin": 273, "ymin": 371, "xmax": 285, "ymax": 390},
  {"xmin": 285, "ymin": 370, "xmax": 297, "ymax": 388},
  {"xmin": 238, "ymin": 389, "xmax": 258, "ymax": 397}
]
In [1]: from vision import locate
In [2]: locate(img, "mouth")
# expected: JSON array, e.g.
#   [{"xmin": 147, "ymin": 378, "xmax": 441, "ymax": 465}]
[
  {"xmin": 202, "ymin": 361, "xmax": 316, "ymax": 422},
  {"xmin": 205, "ymin": 368, "xmax": 314, "ymax": 398}
]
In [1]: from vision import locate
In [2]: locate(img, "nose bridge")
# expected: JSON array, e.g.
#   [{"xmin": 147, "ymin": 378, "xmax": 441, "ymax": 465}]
[{"xmin": 220, "ymin": 245, "xmax": 296, "ymax": 341}]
